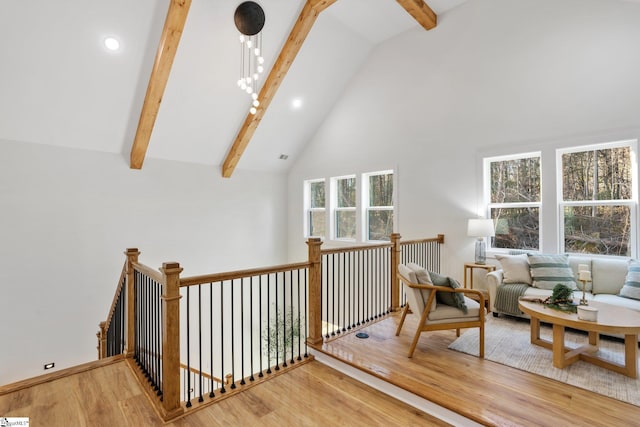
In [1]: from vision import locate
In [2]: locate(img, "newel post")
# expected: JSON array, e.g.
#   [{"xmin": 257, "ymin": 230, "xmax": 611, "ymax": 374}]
[
  {"xmin": 161, "ymin": 261, "xmax": 183, "ymax": 419},
  {"xmin": 306, "ymin": 238, "xmax": 323, "ymax": 346},
  {"xmin": 124, "ymin": 248, "xmax": 140, "ymax": 358},
  {"xmin": 390, "ymin": 233, "xmax": 402, "ymax": 311}
]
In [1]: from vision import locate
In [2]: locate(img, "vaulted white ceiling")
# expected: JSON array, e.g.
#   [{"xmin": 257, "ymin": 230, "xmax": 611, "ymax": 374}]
[
  {"xmin": 0, "ymin": 0, "xmax": 467, "ymax": 174},
  {"xmin": 1, "ymin": 0, "xmax": 637, "ymax": 174}
]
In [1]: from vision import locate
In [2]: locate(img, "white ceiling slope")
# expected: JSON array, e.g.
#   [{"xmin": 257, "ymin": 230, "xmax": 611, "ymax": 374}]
[{"xmin": 0, "ymin": 0, "xmax": 467, "ymax": 174}]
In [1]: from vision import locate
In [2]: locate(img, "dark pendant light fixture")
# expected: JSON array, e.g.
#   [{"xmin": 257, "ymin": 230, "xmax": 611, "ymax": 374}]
[{"xmin": 234, "ymin": 2, "xmax": 266, "ymax": 115}]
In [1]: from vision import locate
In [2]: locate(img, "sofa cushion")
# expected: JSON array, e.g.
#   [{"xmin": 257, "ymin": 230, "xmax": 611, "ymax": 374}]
[
  {"xmin": 495, "ymin": 254, "xmax": 532, "ymax": 285},
  {"xmin": 594, "ymin": 293, "xmax": 640, "ymax": 311},
  {"xmin": 528, "ymin": 254, "xmax": 577, "ymax": 290},
  {"xmin": 429, "ymin": 271, "xmax": 468, "ymax": 314},
  {"xmin": 619, "ymin": 259, "xmax": 640, "ymax": 301},
  {"xmin": 568, "ymin": 257, "xmax": 593, "ymax": 292},
  {"xmin": 592, "ymin": 257, "xmax": 629, "ymax": 295}
]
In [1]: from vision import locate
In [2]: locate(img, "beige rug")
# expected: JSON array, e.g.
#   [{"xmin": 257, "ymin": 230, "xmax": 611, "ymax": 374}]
[{"xmin": 448, "ymin": 315, "xmax": 640, "ymax": 406}]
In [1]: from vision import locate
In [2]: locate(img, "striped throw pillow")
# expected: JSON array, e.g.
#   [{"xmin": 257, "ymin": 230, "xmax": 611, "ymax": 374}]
[
  {"xmin": 527, "ymin": 254, "xmax": 576, "ymax": 290},
  {"xmin": 620, "ymin": 259, "xmax": 640, "ymax": 300}
]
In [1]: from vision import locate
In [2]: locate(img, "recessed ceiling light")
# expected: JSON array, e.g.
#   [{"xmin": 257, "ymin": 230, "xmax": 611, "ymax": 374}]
[
  {"xmin": 104, "ymin": 37, "xmax": 120, "ymax": 51},
  {"xmin": 291, "ymin": 98, "xmax": 303, "ymax": 109}
]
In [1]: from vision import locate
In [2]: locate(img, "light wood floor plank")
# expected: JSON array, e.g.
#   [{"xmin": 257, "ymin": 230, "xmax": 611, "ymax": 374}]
[
  {"xmin": 317, "ymin": 312, "xmax": 640, "ymax": 427},
  {"xmin": 0, "ymin": 356, "xmax": 445, "ymax": 426}
]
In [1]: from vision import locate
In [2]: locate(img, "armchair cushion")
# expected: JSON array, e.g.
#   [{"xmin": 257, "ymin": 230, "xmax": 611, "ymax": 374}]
[
  {"xmin": 428, "ymin": 297, "xmax": 480, "ymax": 321},
  {"xmin": 399, "ymin": 264, "xmax": 431, "ymax": 314},
  {"xmin": 407, "ymin": 263, "xmax": 436, "ymax": 311},
  {"xmin": 429, "ymin": 271, "xmax": 468, "ymax": 314}
]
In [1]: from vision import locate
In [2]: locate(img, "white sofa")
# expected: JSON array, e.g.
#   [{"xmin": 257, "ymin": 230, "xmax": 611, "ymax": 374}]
[{"xmin": 487, "ymin": 255, "xmax": 640, "ymax": 338}]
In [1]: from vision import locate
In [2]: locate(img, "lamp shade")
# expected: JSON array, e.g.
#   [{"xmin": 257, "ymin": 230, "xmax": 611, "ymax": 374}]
[{"xmin": 467, "ymin": 218, "xmax": 495, "ymax": 238}]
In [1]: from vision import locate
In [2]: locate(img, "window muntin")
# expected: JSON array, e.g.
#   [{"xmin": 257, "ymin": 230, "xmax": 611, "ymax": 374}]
[
  {"xmin": 559, "ymin": 142, "xmax": 636, "ymax": 256},
  {"xmin": 334, "ymin": 176, "xmax": 356, "ymax": 240},
  {"xmin": 366, "ymin": 172, "xmax": 394, "ymax": 241},
  {"xmin": 305, "ymin": 179, "xmax": 326, "ymax": 238},
  {"xmin": 486, "ymin": 153, "xmax": 542, "ymax": 251}
]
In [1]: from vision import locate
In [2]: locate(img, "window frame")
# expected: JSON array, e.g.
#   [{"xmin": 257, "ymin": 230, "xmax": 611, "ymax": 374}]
[
  {"xmin": 484, "ymin": 151, "xmax": 542, "ymax": 252},
  {"xmin": 331, "ymin": 174, "xmax": 357, "ymax": 242},
  {"xmin": 304, "ymin": 178, "xmax": 326, "ymax": 239},
  {"xmin": 363, "ymin": 170, "xmax": 395, "ymax": 242},
  {"xmin": 556, "ymin": 139, "xmax": 638, "ymax": 257}
]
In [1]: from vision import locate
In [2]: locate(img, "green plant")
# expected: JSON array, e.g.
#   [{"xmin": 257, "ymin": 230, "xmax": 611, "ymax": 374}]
[
  {"xmin": 543, "ymin": 283, "xmax": 577, "ymax": 312},
  {"xmin": 549, "ymin": 284, "xmax": 573, "ymax": 304},
  {"xmin": 262, "ymin": 305, "xmax": 305, "ymax": 361}
]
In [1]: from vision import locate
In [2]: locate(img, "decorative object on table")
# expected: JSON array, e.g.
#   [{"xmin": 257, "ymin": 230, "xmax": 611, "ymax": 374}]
[
  {"xmin": 577, "ymin": 264, "xmax": 591, "ymax": 305},
  {"xmin": 234, "ymin": 1, "xmax": 266, "ymax": 115},
  {"xmin": 519, "ymin": 283, "xmax": 577, "ymax": 312},
  {"xmin": 577, "ymin": 305, "xmax": 598, "ymax": 321},
  {"xmin": 467, "ymin": 218, "xmax": 495, "ymax": 265}
]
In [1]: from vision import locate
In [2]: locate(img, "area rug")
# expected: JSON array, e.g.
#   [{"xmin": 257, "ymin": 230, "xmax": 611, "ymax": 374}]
[{"xmin": 448, "ymin": 315, "xmax": 640, "ymax": 406}]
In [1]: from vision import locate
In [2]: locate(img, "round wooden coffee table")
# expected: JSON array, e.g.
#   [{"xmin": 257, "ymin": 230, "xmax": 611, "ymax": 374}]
[{"xmin": 518, "ymin": 299, "xmax": 640, "ymax": 378}]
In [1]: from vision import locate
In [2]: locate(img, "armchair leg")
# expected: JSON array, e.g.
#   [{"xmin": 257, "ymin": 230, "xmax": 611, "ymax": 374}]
[
  {"xmin": 408, "ymin": 327, "xmax": 423, "ymax": 358},
  {"xmin": 456, "ymin": 328, "xmax": 461, "ymax": 337},
  {"xmin": 479, "ymin": 324, "xmax": 485, "ymax": 358},
  {"xmin": 395, "ymin": 305, "xmax": 410, "ymax": 336}
]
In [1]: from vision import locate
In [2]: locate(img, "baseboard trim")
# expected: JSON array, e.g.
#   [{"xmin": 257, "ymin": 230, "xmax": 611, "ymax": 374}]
[{"xmin": 0, "ymin": 355, "xmax": 125, "ymax": 396}]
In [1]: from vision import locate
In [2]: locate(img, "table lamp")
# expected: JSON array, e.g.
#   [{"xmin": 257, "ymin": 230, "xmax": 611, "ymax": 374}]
[{"xmin": 468, "ymin": 218, "xmax": 495, "ymax": 265}]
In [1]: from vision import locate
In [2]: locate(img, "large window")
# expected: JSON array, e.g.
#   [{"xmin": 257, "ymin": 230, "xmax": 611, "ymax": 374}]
[
  {"xmin": 333, "ymin": 176, "xmax": 356, "ymax": 240},
  {"xmin": 305, "ymin": 179, "xmax": 325, "ymax": 238},
  {"xmin": 559, "ymin": 142, "xmax": 636, "ymax": 256},
  {"xmin": 485, "ymin": 153, "xmax": 541, "ymax": 251},
  {"xmin": 365, "ymin": 171, "xmax": 394, "ymax": 241},
  {"xmin": 483, "ymin": 139, "xmax": 638, "ymax": 257}
]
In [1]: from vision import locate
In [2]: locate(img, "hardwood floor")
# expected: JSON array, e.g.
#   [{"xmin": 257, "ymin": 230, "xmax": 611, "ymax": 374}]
[
  {"xmin": 318, "ymin": 312, "xmax": 640, "ymax": 427},
  {"xmin": 0, "ymin": 358, "xmax": 447, "ymax": 426},
  {"xmin": 4, "ymin": 311, "xmax": 640, "ymax": 426}
]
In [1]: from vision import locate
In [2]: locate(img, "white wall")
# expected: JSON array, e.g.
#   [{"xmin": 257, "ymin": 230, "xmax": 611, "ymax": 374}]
[
  {"xmin": 287, "ymin": 0, "xmax": 640, "ymax": 279},
  {"xmin": 0, "ymin": 140, "xmax": 288, "ymax": 385}
]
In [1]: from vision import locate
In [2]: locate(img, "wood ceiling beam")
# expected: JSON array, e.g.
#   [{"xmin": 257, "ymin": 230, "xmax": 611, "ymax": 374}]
[
  {"xmin": 221, "ymin": 0, "xmax": 337, "ymax": 178},
  {"xmin": 396, "ymin": 0, "xmax": 437, "ymax": 31},
  {"xmin": 129, "ymin": 0, "xmax": 191, "ymax": 170}
]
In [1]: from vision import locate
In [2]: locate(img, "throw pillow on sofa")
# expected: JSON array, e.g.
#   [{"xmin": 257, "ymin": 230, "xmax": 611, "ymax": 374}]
[
  {"xmin": 620, "ymin": 259, "xmax": 640, "ymax": 300},
  {"xmin": 495, "ymin": 253, "xmax": 532, "ymax": 285},
  {"xmin": 527, "ymin": 254, "xmax": 577, "ymax": 290},
  {"xmin": 428, "ymin": 271, "xmax": 468, "ymax": 314}
]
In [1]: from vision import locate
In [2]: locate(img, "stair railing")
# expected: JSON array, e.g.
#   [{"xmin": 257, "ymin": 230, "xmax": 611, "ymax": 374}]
[{"xmin": 98, "ymin": 234, "xmax": 444, "ymax": 421}]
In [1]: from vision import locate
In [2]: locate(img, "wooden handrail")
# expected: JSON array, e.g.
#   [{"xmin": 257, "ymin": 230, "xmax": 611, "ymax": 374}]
[
  {"xmin": 321, "ymin": 242, "xmax": 393, "ymax": 255},
  {"xmin": 104, "ymin": 262, "xmax": 127, "ymax": 327},
  {"xmin": 179, "ymin": 261, "xmax": 311, "ymax": 288},
  {"xmin": 98, "ymin": 261, "xmax": 128, "ymax": 359},
  {"xmin": 180, "ymin": 364, "xmax": 223, "ymax": 385},
  {"xmin": 132, "ymin": 261, "xmax": 164, "ymax": 283},
  {"xmin": 400, "ymin": 234, "xmax": 445, "ymax": 245}
]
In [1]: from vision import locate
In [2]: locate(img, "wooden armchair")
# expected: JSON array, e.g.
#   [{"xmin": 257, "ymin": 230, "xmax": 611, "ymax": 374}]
[{"xmin": 395, "ymin": 264, "xmax": 485, "ymax": 358}]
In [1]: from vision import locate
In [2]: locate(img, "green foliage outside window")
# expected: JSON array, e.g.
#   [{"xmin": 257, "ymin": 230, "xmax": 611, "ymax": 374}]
[
  {"xmin": 562, "ymin": 146, "xmax": 632, "ymax": 256},
  {"xmin": 490, "ymin": 156, "xmax": 541, "ymax": 250}
]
